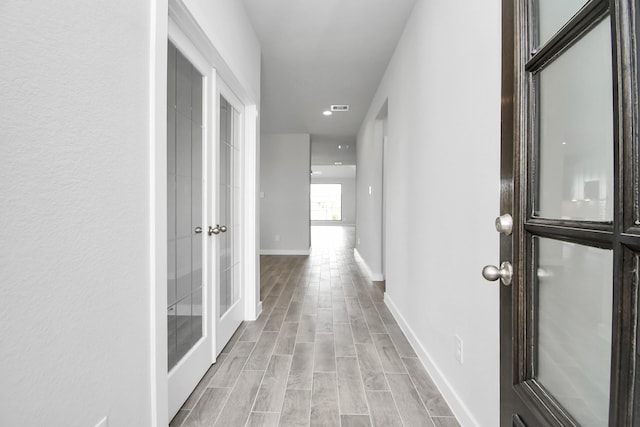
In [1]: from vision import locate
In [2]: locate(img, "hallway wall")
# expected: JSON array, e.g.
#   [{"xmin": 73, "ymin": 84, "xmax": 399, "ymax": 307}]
[
  {"xmin": 260, "ymin": 133, "xmax": 311, "ymax": 254},
  {"xmin": 0, "ymin": 1, "xmax": 260, "ymax": 426},
  {"xmin": 355, "ymin": 0, "xmax": 501, "ymax": 426}
]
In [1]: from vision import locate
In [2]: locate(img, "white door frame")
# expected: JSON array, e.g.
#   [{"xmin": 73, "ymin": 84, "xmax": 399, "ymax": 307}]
[
  {"xmin": 215, "ymin": 80, "xmax": 249, "ymax": 355},
  {"xmin": 166, "ymin": 19, "xmax": 216, "ymax": 420},
  {"xmin": 149, "ymin": 0, "xmax": 260, "ymax": 423}
]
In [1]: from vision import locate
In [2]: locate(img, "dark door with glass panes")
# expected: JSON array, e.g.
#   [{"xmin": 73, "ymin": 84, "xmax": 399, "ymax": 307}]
[{"xmin": 495, "ymin": 1, "xmax": 640, "ymax": 425}]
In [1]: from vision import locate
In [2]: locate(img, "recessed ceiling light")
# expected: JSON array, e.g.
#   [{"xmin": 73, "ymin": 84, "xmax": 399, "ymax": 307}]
[
  {"xmin": 334, "ymin": 162, "xmax": 343, "ymax": 165},
  {"xmin": 323, "ymin": 110, "xmax": 332, "ymax": 116},
  {"xmin": 338, "ymin": 145, "xmax": 349, "ymax": 150}
]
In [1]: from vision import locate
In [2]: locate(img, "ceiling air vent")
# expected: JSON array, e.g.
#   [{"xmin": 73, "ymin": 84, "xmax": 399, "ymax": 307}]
[{"xmin": 330, "ymin": 105, "xmax": 350, "ymax": 112}]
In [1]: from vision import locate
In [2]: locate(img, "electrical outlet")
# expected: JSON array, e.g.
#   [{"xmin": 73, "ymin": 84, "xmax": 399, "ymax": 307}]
[
  {"xmin": 454, "ymin": 335, "xmax": 463, "ymax": 365},
  {"xmin": 275, "ymin": 234, "xmax": 280, "ymax": 241}
]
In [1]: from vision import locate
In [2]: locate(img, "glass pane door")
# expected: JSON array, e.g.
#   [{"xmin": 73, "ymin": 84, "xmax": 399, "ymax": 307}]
[
  {"xmin": 216, "ymin": 93, "xmax": 243, "ymax": 354},
  {"xmin": 526, "ymin": 13, "xmax": 615, "ymax": 426},
  {"xmin": 219, "ymin": 95, "xmax": 238, "ymax": 316},
  {"xmin": 168, "ymin": 42, "xmax": 204, "ymax": 370}
]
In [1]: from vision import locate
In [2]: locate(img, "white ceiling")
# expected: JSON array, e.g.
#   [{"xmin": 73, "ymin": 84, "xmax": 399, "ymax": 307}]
[{"xmin": 242, "ymin": 0, "xmax": 418, "ymax": 141}]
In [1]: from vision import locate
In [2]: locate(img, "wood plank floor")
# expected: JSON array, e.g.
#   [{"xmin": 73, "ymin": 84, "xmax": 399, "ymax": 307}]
[{"xmin": 171, "ymin": 226, "xmax": 460, "ymax": 427}]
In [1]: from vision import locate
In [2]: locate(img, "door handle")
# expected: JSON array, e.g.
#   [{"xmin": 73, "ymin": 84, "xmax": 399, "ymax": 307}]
[
  {"xmin": 495, "ymin": 214, "xmax": 513, "ymax": 235},
  {"xmin": 208, "ymin": 225, "xmax": 221, "ymax": 236},
  {"xmin": 482, "ymin": 262, "xmax": 513, "ymax": 286},
  {"xmin": 220, "ymin": 225, "xmax": 227, "ymax": 233},
  {"xmin": 194, "ymin": 227, "xmax": 203, "ymax": 234}
]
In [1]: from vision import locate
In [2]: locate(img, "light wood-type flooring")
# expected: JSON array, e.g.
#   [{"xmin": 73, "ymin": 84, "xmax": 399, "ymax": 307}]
[{"xmin": 170, "ymin": 226, "xmax": 460, "ymax": 427}]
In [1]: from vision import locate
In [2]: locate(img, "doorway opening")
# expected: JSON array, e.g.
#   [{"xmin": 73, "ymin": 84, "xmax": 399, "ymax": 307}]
[
  {"xmin": 310, "ymin": 183, "xmax": 343, "ymax": 221},
  {"xmin": 375, "ymin": 100, "xmax": 388, "ymax": 279}
]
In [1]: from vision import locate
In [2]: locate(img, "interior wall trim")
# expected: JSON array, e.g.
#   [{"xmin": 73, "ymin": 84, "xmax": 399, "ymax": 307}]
[
  {"xmin": 353, "ymin": 248, "xmax": 385, "ymax": 281},
  {"xmin": 384, "ymin": 293, "xmax": 480, "ymax": 427}
]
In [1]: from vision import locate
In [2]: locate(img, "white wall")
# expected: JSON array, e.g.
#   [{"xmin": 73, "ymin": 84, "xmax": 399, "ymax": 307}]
[
  {"xmin": 183, "ymin": 0, "xmax": 261, "ymax": 103},
  {"xmin": 0, "ymin": 1, "xmax": 153, "ymax": 425},
  {"xmin": 355, "ymin": 0, "xmax": 501, "ymax": 426},
  {"xmin": 311, "ymin": 177, "xmax": 357, "ymax": 226},
  {"xmin": 311, "ymin": 137, "xmax": 357, "ymax": 165},
  {"xmin": 260, "ymin": 134, "xmax": 311, "ymax": 254},
  {"xmin": 1, "ymin": 0, "xmax": 261, "ymax": 426}
]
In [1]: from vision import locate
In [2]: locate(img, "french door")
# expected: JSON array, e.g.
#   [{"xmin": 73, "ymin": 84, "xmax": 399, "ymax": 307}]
[
  {"xmin": 497, "ymin": 1, "xmax": 639, "ymax": 426},
  {"xmin": 167, "ymin": 40, "xmax": 214, "ymax": 419},
  {"xmin": 214, "ymin": 88, "xmax": 244, "ymax": 355}
]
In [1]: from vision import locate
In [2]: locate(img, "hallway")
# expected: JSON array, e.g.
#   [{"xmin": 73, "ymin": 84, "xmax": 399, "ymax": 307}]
[{"xmin": 171, "ymin": 226, "xmax": 460, "ymax": 427}]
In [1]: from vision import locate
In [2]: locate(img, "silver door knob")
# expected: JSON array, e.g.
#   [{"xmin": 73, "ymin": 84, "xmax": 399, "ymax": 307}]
[
  {"xmin": 495, "ymin": 214, "xmax": 513, "ymax": 235},
  {"xmin": 194, "ymin": 227, "xmax": 203, "ymax": 234},
  {"xmin": 482, "ymin": 262, "xmax": 513, "ymax": 286},
  {"xmin": 208, "ymin": 225, "xmax": 220, "ymax": 236},
  {"xmin": 220, "ymin": 225, "xmax": 227, "ymax": 233}
]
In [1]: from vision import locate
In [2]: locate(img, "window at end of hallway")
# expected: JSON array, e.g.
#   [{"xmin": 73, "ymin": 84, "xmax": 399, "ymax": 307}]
[{"xmin": 311, "ymin": 184, "xmax": 342, "ymax": 221}]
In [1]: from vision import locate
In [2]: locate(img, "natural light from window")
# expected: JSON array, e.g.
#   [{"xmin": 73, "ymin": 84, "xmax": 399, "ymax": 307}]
[{"xmin": 310, "ymin": 184, "xmax": 342, "ymax": 221}]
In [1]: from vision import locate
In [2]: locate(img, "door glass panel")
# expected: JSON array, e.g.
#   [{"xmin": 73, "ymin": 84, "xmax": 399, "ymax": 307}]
[
  {"xmin": 219, "ymin": 96, "xmax": 238, "ymax": 317},
  {"xmin": 536, "ymin": 0, "xmax": 589, "ymax": 47},
  {"xmin": 167, "ymin": 42, "xmax": 204, "ymax": 370},
  {"xmin": 536, "ymin": 18, "xmax": 613, "ymax": 221},
  {"xmin": 535, "ymin": 237, "xmax": 612, "ymax": 426}
]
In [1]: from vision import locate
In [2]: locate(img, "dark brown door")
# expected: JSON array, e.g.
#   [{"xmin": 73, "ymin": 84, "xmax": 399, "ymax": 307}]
[{"xmin": 499, "ymin": 1, "xmax": 639, "ymax": 425}]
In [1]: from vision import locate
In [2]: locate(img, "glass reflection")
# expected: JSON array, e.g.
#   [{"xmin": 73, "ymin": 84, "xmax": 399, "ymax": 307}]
[
  {"xmin": 536, "ymin": 237, "xmax": 612, "ymax": 426},
  {"xmin": 536, "ymin": 18, "xmax": 613, "ymax": 221}
]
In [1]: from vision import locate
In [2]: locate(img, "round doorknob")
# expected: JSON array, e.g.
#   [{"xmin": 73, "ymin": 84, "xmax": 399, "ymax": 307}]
[
  {"xmin": 220, "ymin": 225, "xmax": 227, "ymax": 233},
  {"xmin": 482, "ymin": 261, "xmax": 513, "ymax": 286},
  {"xmin": 208, "ymin": 225, "xmax": 221, "ymax": 236},
  {"xmin": 495, "ymin": 214, "xmax": 513, "ymax": 235}
]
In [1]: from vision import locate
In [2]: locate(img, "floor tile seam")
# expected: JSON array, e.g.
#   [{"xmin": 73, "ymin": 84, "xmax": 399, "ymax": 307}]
[
  {"xmin": 359, "ymin": 317, "xmax": 393, "ymax": 392},
  {"xmin": 211, "ymin": 344, "xmax": 254, "ymax": 390},
  {"xmin": 371, "ymin": 333, "xmax": 408, "ymax": 374},
  {"xmin": 314, "ymin": 370, "xmax": 341, "ymax": 425},
  {"xmin": 269, "ymin": 278, "xmax": 300, "ymax": 324},
  {"xmin": 334, "ymin": 344, "xmax": 372, "ymax": 422},
  {"xmin": 258, "ymin": 354, "xmax": 293, "ymax": 416},
  {"xmin": 366, "ymin": 384, "xmax": 414, "ymax": 427},
  {"xmin": 382, "ymin": 324, "xmax": 418, "ymax": 359},
  {"xmin": 247, "ymin": 330, "xmax": 280, "ymax": 368},
  {"xmin": 189, "ymin": 384, "xmax": 234, "ymax": 427},
  {"xmin": 284, "ymin": 385, "xmax": 313, "ymax": 391},
  {"xmin": 244, "ymin": 360, "xmax": 271, "ymax": 425},
  {"xmin": 301, "ymin": 373, "xmax": 315, "ymax": 427},
  {"xmin": 398, "ymin": 361, "xmax": 441, "ymax": 421},
  {"xmin": 200, "ymin": 354, "xmax": 229, "ymax": 389}
]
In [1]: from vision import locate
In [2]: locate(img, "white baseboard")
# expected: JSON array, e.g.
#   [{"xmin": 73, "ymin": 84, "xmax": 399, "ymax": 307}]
[
  {"xmin": 353, "ymin": 248, "xmax": 385, "ymax": 281},
  {"xmin": 310, "ymin": 222, "xmax": 356, "ymax": 226},
  {"xmin": 255, "ymin": 301, "xmax": 262, "ymax": 320},
  {"xmin": 384, "ymin": 293, "xmax": 480, "ymax": 427},
  {"xmin": 260, "ymin": 248, "xmax": 311, "ymax": 255}
]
